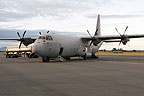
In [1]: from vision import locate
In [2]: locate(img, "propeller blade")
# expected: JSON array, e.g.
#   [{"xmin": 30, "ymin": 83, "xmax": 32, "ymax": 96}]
[
  {"xmin": 87, "ymin": 30, "xmax": 93, "ymax": 38},
  {"xmin": 19, "ymin": 42, "xmax": 22, "ymax": 49},
  {"xmin": 39, "ymin": 32, "xmax": 41, "ymax": 35},
  {"xmin": 124, "ymin": 26, "xmax": 128, "ymax": 34},
  {"xmin": 90, "ymin": 41, "xmax": 93, "ymax": 46},
  {"xmin": 22, "ymin": 31, "xmax": 26, "ymax": 38},
  {"xmin": 115, "ymin": 28, "xmax": 122, "ymax": 36},
  {"xmin": 17, "ymin": 32, "xmax": 21, "ymax": 38}
]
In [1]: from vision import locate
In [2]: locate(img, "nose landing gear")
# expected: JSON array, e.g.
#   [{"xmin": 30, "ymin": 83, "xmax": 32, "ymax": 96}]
[{"xmin": 42, "ymin": 57, "xmax": 50, "ymax": 62}]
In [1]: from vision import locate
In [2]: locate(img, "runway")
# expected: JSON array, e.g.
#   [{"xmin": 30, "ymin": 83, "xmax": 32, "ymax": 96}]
[{"xmin": 0, "ymin": 54, "xmax": 144, "ymax": 96}]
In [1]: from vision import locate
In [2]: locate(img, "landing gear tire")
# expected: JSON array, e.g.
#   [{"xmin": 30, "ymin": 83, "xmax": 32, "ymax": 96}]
[
  {"xmin": 6, "ymin": 55, "xmax": 10, "ymax": 58},
  {"xmin": 42, "ymin": 57, "xmax": 50, "ymax": 62},
  {"xmin": 91, "ymin": 54, "xmax": 98, "ymax": 59}
]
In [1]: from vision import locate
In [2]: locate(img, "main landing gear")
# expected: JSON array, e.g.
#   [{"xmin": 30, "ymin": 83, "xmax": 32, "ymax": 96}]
[
  {"xmin": 91, "ymin": 54, "xmax": 99, "ymax": 59},
  {"xmin": 82, "ymin": 54, "xmax": 99, "ymax": 60},
  {"xmin": 42, "ymin": 54, "xmax": 98, "ymax": 62}
]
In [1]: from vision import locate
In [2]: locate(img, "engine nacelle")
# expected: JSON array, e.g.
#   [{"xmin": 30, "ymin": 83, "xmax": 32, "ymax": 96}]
[
  {"xmin": 93, "ymin": 38, "xmax": 102, "ymax": 46},
  {"xmin": 23, "ymin": 38, "xmax": 35, "ymax": 46},
  {"xmin": 122, "ymin": 38, "xmax": 130, "ymax": 45},
  {"xmin": 91, "ymin": 46, "xmax": 98, "ymax": 55}
]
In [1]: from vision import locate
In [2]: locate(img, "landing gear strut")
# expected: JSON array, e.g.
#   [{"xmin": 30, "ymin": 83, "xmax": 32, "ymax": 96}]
[{"xmin": 42, "ymin": 57, "xmax": 50, "ymax": 62}]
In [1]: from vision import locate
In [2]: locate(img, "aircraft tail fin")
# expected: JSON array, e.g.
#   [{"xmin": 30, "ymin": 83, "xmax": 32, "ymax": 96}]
[{"xmin": 95, "ymin": 14, "xmax": 101, "ymax": 36}]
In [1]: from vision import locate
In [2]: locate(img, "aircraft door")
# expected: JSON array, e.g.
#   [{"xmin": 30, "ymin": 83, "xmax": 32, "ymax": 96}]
[{"xmin": 59, "ymin": 47, "xmax": 64, "ymax": 56}]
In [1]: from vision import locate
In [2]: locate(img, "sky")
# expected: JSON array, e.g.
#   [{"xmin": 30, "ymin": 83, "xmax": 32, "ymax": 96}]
[{"xmin": 0, "ymin": 0, "xmax": 144, "ymax": 50}]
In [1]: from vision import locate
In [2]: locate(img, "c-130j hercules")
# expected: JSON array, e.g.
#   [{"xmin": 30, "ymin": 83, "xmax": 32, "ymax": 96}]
[{"xmin": 1, "ymin": 15, "xmax": 144, "ymax": 62}]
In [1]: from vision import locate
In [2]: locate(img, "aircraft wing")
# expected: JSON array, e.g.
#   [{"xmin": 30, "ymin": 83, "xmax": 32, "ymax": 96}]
[
  {"xmin": 81, "ymin": 34, "xmax": 144, "ymax": 46},
  {"xmin": 0, "ymin": 38, "xmax": 36, "ymax": 41},
  {"xmin": 0, "ymin": 38, "xmax": 36, "ymax": 47},
  {"xmin": 0, "ymin": 38, "xmax": 20, "ymax": 40},
  {"xmin": 81, "ymin": 34, "xmax": 144, "ymax": 41},
  {"xmin": 98, "ymin": 34, "xmax": 144, "ymax": 40}
]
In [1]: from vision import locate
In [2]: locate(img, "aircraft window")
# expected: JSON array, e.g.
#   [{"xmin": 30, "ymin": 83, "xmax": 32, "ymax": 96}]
[
  {"xmin": 42, "ymin": 36, "xmax": 45, "ymax": 39},
  {"xmin": 38, "ymin": 36, "xmax": 46, "ymax": 40},
  {"xmin": 38, "ymin": 36, "xmax": 42, "ymax": 39},
  {"xmin": 46, "ymin": 35, "xmax": 53, "ymax": 41},
  {"xmin": 46, "ymin": 36, "xmax": 48, "ymax": 40}
]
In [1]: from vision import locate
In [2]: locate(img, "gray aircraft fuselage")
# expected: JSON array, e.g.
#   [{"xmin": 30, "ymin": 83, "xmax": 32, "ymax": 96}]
[{"xmin": 32, "ymin": 33, "xmax": 102, "ymax": 59}]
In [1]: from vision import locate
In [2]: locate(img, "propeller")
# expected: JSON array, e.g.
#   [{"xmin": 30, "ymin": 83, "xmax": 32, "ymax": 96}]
[
  {"xmin": 87, "ymin": 29, "xmax": 99, "ymax": 46},
  {"xmin": 115, "ymin": 26, "xmax": 130, "ymax": 46},
  {"xmin": 17, "ymin": 31, "xmax": 26, "ymax": 49}
]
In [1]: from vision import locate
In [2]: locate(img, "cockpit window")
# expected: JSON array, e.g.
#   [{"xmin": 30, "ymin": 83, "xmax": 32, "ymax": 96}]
[
  {"xmin": 38, "ymin": 36, "xmax": 42, "ymax": 39},
  {"xmin": 38, "ymin": 35, "xmax": 53, "ymax": 41},
  {"xmin": 46, "ymin": 35, "xmax": 53, "ymax": 41},
  {"xmin": 38, "ymin": 36, "xmax": 45, "ymax": 39}
]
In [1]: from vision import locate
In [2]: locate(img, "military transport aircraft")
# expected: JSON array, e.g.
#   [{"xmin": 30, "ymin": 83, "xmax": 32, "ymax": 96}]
[{"xmin": 1, "ymin": 15, "xmax": 144, "ymax": 62}]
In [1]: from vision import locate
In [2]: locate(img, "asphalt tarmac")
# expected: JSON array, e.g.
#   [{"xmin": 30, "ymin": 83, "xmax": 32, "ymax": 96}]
[{"xmin": 0, "ymin": 54, "xmax": 144, "ymax": 96}]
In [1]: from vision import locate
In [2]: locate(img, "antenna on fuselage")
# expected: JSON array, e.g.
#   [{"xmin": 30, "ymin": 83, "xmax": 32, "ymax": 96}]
[
  {"xmin": 39, "ymin": 32, "xmax": 41, "ymax": 35},
  {"xmin": 47, "ymin": 31, "xmax": 49, "ymax": 33},
  {"xmin": 39, "ymin": 30, "xmax": 49, "ymax": 35}
]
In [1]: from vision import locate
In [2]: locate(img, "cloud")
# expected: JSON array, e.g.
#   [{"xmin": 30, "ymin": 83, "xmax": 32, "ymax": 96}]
[
  {"xmin": 0, "ymin": 10, "xmax": 36, "ymax": 22},
  {"xmin": 86, "ymin": 14, "xmax": 144, "ymax": 19},
  {"xmin": 0, "ymin": 28, "xmax": 87, "ymax": 38},
  {"xmin": 0, "ymin": 29, "xmax": 38, "ymax": 38},
  {"xmin": 0, "ymin": 0, "xmax": 115, "ymax": 22},
  {"xmin": 0, "ymin": 0, "xmax": 88, "ymax": 21},
  {"xmin": 102, "ymin": 14, "xmax": 144, "ymax": 19}
]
